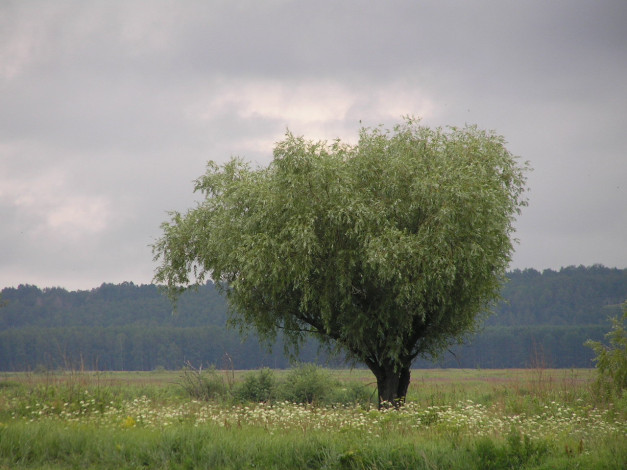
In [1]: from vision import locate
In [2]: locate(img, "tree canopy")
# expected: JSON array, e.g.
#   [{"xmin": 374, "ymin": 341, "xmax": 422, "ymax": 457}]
[{"xmin": 153, "ymin": 119, "xmax": 529, "ymax": 405}]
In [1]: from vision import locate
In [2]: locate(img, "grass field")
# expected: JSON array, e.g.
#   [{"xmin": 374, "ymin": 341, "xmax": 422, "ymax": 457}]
[{"xmin": 1, "ymin": 367, "xmax": 625, "ymax": 469}]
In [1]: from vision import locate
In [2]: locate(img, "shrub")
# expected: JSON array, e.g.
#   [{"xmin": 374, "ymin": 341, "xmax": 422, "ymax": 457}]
[
  {"xmin": 472, "ymin": 428, "xmax": 550, "ymax": 470},
  {"xmin": 328, "ymin": 381, "xmax": 376, "ymax": 406},
  {"xmin": 178, "ymin": 362, "xmax": 228, "ymax": 401},
  {"xmin": 235, "ymin": 368, "xmax": 277, "ymax": 403},
  {"xmin": 281, "ymin": 364, "xmax": 336, "ymax": 404},
  {"xmin": 585, "ymin": 300, "xmax": 627, "ymax": 399}
]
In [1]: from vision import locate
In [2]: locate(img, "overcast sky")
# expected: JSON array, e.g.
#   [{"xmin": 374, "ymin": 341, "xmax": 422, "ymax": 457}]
[{"xmin": 1, "ymin": 0, "xmax": 626, "ymax": 291}]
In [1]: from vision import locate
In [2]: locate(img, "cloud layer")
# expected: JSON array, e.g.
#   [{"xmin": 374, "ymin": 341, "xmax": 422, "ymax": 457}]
[{"xmin": 1, "ymin": 0, "xmax": 626, "ymax": 289}]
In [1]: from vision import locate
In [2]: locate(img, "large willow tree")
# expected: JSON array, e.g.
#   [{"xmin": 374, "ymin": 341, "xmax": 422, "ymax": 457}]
[{"xmin": 153, "ymin": 119, "xmax": 528, "ymax": 406}]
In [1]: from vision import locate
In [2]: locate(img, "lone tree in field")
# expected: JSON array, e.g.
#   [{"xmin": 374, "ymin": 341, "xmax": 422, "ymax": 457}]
[{"xmin": 153, "ymin": 119, "xmax": 528, "ymax": 407}]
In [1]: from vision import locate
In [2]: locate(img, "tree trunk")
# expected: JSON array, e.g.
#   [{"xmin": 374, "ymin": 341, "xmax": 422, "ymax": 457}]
[{"xmin": 370, "ymin": 363, "xmax": 411, "ymax": 408}]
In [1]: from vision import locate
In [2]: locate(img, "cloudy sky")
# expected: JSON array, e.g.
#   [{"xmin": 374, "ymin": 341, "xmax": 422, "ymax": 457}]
[{"xmin": 1, "ymin": 0, "xmax": 626, "ymax": 291}]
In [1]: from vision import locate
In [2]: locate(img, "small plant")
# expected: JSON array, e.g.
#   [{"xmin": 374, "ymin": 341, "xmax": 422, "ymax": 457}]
[
  {"xmin": 328, "ymin": 381, "xmax": 376, "ymax": 406},
  {"xmin": 585, "ymin": 300, "xmax": 627, "ymax": 399},
  {"xmin": 281, "ymin": 363, "xmax": 335, "ymax": 404},
  {"xmin": 1, "ymin": 368, "xmax": 625, "ymax": 468},
  {"xmin": 178, "ymin": 362, "xmax": 228, "ymax": 401},
  {"xmin": 473, "ymin": 428, "xmax": 550, "ymax": 470},
  {"xmin": 235, "ymin": 368, "xmax": 276, "ymax": 403}
]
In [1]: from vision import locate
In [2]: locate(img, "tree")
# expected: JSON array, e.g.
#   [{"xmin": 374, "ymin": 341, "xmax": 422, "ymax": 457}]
[
  {"xmin": 153, "ymin": 118, "xmax": 529, "ymax": 407},
  {"xmin": 585, "ymin": 301, "xmax": 627, "ymax": 398}
]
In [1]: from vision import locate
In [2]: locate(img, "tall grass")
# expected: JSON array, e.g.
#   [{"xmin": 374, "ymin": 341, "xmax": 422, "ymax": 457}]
[
  {"xmin": 1, "ymin": 368, "xmax": 625, "ymax": 469},
  {"xmin": 2, "ymin": 419, "xmax": 625, "ymax": 469}
]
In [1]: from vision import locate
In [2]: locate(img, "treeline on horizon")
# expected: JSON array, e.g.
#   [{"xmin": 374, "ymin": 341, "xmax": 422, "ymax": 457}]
[{"xmin": 1, "ymin": 265, "xmax": 625, "ymax": 371}]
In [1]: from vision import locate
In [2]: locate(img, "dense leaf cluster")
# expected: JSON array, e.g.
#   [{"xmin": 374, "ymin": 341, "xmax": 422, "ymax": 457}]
[
  {"xmin": 586, "ymin": 301, "xmax": 627, "ymax": 397},
  {"xmin": 153, "ymin": 120, "xmax": 530, "ymax": 404}
]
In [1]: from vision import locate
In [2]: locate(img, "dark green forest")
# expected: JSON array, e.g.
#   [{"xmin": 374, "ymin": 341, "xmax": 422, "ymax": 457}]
[{"xmin": 1, "ymin": 265, "xmax": 625, "ymax": 371}]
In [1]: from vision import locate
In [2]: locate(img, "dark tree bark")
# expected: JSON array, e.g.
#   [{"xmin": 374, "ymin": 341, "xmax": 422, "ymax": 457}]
[{"xmin": 369, "ymin": 362, "xmax": 411, "ymax": 408}]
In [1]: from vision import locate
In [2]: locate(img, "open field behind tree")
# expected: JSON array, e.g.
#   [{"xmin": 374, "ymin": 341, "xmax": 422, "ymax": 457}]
[
  {"xmin": 1, "ymin": 367, "xmax": 625, "ymax": 469},
  {"xmin": 0, "ymin": 367, "xmax": 599, "ymax": 391}
]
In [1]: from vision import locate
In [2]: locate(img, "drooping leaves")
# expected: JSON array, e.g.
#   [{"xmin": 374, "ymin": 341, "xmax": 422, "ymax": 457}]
[{"xmin": 153, "ymin": 119, "xmax": 529, "ymax": 377}]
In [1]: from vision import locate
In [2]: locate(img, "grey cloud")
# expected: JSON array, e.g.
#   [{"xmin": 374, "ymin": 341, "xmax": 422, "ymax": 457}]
[{"xmin": 1, "ymin": 0, "xmax": 626, "ymax": 289}]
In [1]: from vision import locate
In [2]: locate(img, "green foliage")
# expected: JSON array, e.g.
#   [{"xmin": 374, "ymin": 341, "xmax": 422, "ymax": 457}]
[
  {"xmin": 491, "ymin": 265, "xmax": 626, "ymax": 326},
  {"xmin": 0, "ymin": 281, "xmax": 227, "ymax": 329},
  {"xmin": 328, "ymin": 381, "xmax": 375, "ymax": 406},
  {"xmin": 3, "ymin": 266, "xmax": 623, "ymax": 332},
  {"xmin": 153, "ymin": 118, "xmax": 529, "ymax": 403},
  {"xmin": 281, "ymin": 363, "xmax": 337, "ymax": 404},
  {"xmin": 177, "ymin": 363, "xmax": 229, "ymax": 401},
  {"xmin": 1, "ymin": 265, "xmax": 624, "ymax": 371},
  {"xmin": 178, "ymin": 365, "xmax": 375, "ymax": 406},
  {"xmin": 1, "ymin": 422, "xmax": 623, "ymax": 470},
  {"xmin": 235, "ymin": 367, "xmax": 277, "ymax": 403},
  {"xmin": 3, "ymin": 382, "xmax": 122, "ymax": 421},
  {"xmin": 586, "ymin": 301, "xmax": 627, "ymax": 398},
  {"xmin": 1, "ymin": 369, "xmax": 626, "ymax": 469},
  {"xmin": 473, "ymin": 428, "xmax": 551, "ymax": 470}
]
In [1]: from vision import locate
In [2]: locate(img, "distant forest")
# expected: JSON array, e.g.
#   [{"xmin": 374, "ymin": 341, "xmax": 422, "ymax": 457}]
[{"xmin": 1, "ymin": 265, "xmax": 625, "ymax": 371}]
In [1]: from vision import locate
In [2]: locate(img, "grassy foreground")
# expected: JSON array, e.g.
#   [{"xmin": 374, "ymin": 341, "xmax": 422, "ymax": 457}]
[{"xmin": 0, "ymin": 368, "xmax": 625, "ymax": 469}]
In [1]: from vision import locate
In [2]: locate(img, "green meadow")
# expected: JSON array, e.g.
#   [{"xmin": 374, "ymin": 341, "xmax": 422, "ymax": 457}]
[{"xmin": 1, "ymin": 367, "xmax": 625, "ymax": 469}]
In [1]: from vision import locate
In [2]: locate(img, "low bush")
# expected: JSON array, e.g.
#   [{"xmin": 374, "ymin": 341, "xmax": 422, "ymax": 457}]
[
  {"xmin": 280, "ymin": 363, "xmax": 336, "ymax": 404},
  {"xmin": 235, "ymin": 367, "xmax": 277, "ymax": 403},
  {"xmin": 472, "ymin": 428, "xmax": 551, "ymax": 470},
  {"xmin": 178, "ymin": 363, "xmax": 228, "ymax": 401},
  {"xmin": 328, "ymin": 381, "xmax": 375, "ymax": 406},
  {"xmin": 586, "ymin": 301, "xmax": 627, "ymax": 401}
]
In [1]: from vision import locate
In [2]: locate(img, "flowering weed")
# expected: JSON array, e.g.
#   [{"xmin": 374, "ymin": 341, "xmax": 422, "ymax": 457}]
[{"xmin": 1, "ymin": 369, "xmax": 625, "ymax": 469}]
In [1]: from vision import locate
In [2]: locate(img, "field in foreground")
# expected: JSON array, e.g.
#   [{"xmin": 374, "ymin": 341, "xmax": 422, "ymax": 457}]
[{"xmin": 0, "ymin": 368, "xmax": 625, "ymax": 469}]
